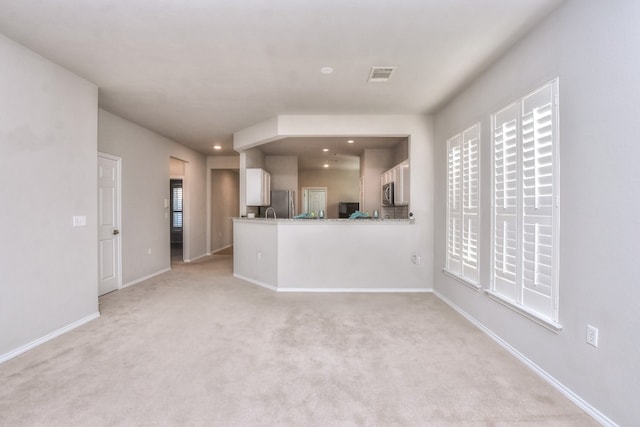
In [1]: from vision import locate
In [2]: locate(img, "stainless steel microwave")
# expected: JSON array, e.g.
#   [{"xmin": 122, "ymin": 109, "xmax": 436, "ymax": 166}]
[{"xmin": 382, "ymin": 182, "xmax": 394, "ymax": 206}]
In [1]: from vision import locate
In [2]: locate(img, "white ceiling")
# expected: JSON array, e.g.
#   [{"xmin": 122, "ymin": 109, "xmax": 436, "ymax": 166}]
[
  {"xmin": 261, "ymin": 136, "xmax": 406, "ymax": 170},
  {"xmin": 0, "ymin": 0, "xmax": 564, "ymax": 155}
]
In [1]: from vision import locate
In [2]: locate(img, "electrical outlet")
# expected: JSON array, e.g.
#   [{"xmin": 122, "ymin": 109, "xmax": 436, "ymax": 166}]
[
  {"xmin": 411, "ymin": 254, "xmax": 421, "ymax": 265},
  {"xmin": 586, "ymin": 325, "xmax": 599, "ymax": 348}
]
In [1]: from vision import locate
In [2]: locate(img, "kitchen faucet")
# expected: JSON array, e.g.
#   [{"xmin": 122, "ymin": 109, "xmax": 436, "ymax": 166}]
[{"xmin": 264, "ymin": 207, "xmax": 277, "ymax": 219}]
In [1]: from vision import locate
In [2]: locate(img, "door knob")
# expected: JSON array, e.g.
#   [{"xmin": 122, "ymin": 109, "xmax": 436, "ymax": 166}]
[{"xmin": 113, "ymin": 229, "xmax": 120, "ymax": 235}]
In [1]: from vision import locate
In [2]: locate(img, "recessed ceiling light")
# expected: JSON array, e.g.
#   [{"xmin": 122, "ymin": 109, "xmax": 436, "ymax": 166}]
[
  {"xmin": 323, "ymin": 164, "xmax": 330, "ymax": 168},
  {"xmin": 213, "ymin": 145, "xmax": 222, "ymax": 150},
  {"xmin": 320, "ymin": 66, "xmax": 334, "ymax": 75},
  {"xmin": 347, "ymin": 140, "xmax": 354, "ymax": 144},
  {"xmin": 322, "ymin": 148, "xmax": 329, "ymax": 152}
]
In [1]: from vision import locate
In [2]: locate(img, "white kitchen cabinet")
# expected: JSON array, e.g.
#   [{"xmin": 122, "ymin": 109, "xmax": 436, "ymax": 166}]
[
  {"xmin": 380, "ymin": 160, "xmax": 410, "ymax": 206},
  {"xmin": 246, "ymin": 168, "xmax": 271, "ymax": 206},
  {"xmin": 395, "ymin": 160, "xmax": 410, "ymax": 206},
  {"xmin": 381, "ymin": 168, "xmax": 395, "ymax": 185}
]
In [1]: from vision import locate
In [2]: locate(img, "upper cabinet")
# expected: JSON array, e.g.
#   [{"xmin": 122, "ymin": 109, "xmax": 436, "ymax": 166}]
[
  {"xmin": 381, "ymin": 160, "xmax": 410, "ymax": 206},
  {"xmin": 396, "ymin": 160, "xmax": 410, "ymax": 206},
  {"xmin": 246, "ymin": 168, "xmax": 271, "ymax": 206}
]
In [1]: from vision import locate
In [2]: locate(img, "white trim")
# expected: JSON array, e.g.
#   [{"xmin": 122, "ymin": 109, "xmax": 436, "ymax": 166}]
[
  {"xmin": 0, "ymin": 312, "xmax": 100, "ymax": 364},
  {"xmin": 433, "ymin": 291, "xmax": 615, "ymax": 427},
  {"xmin": 211, "ymin": 244, "xmax": 232, "ymax": 254},
  {"xmin": 232, "ymin": 274, "xmax": 432, "ymax": 293},
  {"xmin": 302, "ymin": 186, "xmax": 328, "ymax": 214},
  {"xmin": 276, "ymin": 287, "xmax": 432, "ymax": 293},
  {"xmin": 484, "ymin": 290, "xmax": 563, "ymax": 332},
  {"xmin": 442, "ymin": 268, "xmax": 482, "ymax": 291},
  {"xmin": 233, "ymin": 274, "xmax": 278, "ymax": 291},
  {"xmin": 184, "ymin": 252, "xmax": 210, "ymax": 263},
  {"xmin": 122, "ymin": 267, "xmax": 171, "ymax": 288}
]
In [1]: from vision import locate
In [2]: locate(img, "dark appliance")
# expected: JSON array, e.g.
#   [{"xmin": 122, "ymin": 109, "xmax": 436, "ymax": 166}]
[
  {"xmin": 338, "ymin": 202, "xmax": 359, "ymax": 218},
  {"xmin": 260, "ymin": 190, "xmax": 295, "ymax": 218},
  {"xmin": 382, "ymin": 182, "xmax": 395, "ymax": 206}
]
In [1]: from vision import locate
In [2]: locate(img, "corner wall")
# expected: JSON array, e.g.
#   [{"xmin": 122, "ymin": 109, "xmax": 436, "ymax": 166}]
[
  {"xmin": 210, "ymin": 170, "xmax": 239, "ymax": 252},
  {"xmin": 98, "ymin": 109, "xmax": 207, "ymax": 284},
  {"xmin": 433, "ymin": 0, "xmax": 640, "ymax": 424},
  {"xmin": 0, "ymin": 35, "xmax": 99, "ymax": 358}
]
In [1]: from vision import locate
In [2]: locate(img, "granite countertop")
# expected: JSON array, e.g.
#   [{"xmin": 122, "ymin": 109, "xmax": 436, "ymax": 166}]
[{"xmin": 233, "ymin": 217, "xmax": 414, "ymax": 224}]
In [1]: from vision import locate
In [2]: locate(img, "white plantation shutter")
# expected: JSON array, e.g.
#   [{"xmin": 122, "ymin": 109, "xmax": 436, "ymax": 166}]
[
  {"xmin": 462, "ymin": 124, "xmax": 480, "ymax": 282},
  {"xmin": 492, "ymin": 104, "xmax": 519, "ymax": 300},
  {"xmin": 521, "ymin": 83, "xmax": 557, "ymax": 318},
  {"xmin": 491, "ymin": 79, "xmax": 559, "ymax": 322},
  {"xmin": 447, "ymin": 135, "xmax": 463, "ymax": 273},
  {"xmin": 446, "ymin": 124, "xmax": 480, "ymax": 284}
]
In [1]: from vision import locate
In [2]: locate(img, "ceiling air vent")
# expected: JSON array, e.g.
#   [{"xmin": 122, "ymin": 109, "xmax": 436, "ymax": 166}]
[{"xmin": 368, "ymin": 67, "xmax": 396, "ymax": 82}]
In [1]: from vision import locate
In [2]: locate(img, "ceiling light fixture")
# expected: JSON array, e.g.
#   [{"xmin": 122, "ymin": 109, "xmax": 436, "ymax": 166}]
[
  {"xmin": 347, "ymin": 139, "xmax": 354, "ymax": 144},
  {"xmin": 320, "ymin": 66, "xmax": 334, "ymax": 75},
  {"xmin": 323, "ymin": 148, "xmax": 329, "ymax": 152},
  {"xmin": 213, "ymin": 145, "xmax": 222, "ymax": 150},
  {"xmin": 323, "ymin": 164, "xmax": 330, "ymax": 168}
]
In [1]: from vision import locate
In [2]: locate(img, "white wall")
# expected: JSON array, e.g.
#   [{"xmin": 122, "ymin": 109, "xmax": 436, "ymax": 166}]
[
  {"xmin": 0, "ymin": 35, "xmax": 99, "ymax": 358},
  {"xmin": 361, "ymin": 148, "xmax": 394, "ymax": 214},
  {"xmin": 233, "ymin": 220, "xmax": 426, "ymax": 291},
  {"xmin": 234, "ymin": 114, "xmax": 434, "ymax": 288},
  {"xmin": 169, "ymin": 157, "xmax": 185, "ymax": 177},
  {"xmin": 206, "ymin": 155, "xmax": 239, "ymax": 253},
  {"xmin": 210, "ymin": 170, "xmax": 239, "ymax": 252},
  {"xmin": 433, "ymin": 1, "xmax": 640, "ymax": 424},
  {"xmin": 166, "ymin": 140, "xmax": 208, "ymax": 261},
  {"xmin": 265, "ymin": 155, "xmax": 298, "ymax": 193},
  {"xmin": 98, "ymin": 109, "xmax": 208, "ymax": 283}
]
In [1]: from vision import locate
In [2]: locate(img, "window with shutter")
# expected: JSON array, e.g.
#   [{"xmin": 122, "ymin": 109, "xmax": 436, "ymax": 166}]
[
  {"xmin": 490, "ymin": 79, "xmax": 559, "ymax": 324},
  {"xmin": 462, "ymin": 125, "xmax": 480, "ymax": 283},
  {"xmin": 447, "ymin": 134, "xmax": 462, "ymax": 274},
  {"xmin": 171, "ymin": 180, "xmax": 183, "ymax": 229},
  {"xmin": 446, "ymin": 123, "xmax": 480, "ymax": 286}
]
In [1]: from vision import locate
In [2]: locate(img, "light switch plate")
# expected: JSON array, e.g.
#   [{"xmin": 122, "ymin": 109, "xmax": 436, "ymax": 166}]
[
  {"xmin": 73, "ymin": 215, "xmax": 87, "ymax": 227},
  {"xmin": 586, "ymin": 325, "xmax": 599, "ymax": 347}
]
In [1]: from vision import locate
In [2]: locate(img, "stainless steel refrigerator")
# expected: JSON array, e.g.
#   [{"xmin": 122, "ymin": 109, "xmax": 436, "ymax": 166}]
[{"xmin": 261, "ymin": 190, "xmax": 295, "ymax": 218}]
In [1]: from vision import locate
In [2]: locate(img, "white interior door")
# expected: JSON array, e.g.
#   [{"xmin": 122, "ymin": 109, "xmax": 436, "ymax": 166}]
[
  {"xmin": 98, "ymin": 154, "xmax": 121, "ymax": 296},
  {"xmin": 303, "ymin": 187, "xmax": 327, "ymax": 215}
]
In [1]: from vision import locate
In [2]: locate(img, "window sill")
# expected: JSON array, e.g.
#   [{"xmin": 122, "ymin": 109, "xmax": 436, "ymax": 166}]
[
  {"xmin": 484, "ymin": 290, "xmax": 563, "ymax": 333},
  {"xmin": 442, "ymin": 268, "xmax": 483, "ymax": 291}
]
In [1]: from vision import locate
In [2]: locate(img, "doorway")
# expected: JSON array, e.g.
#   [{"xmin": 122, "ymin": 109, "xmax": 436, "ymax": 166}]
[
  {"xmin": 170, "ymin": 179, "xmax": 183, "ymax": 262},
  {"xmin": 170, "ymin": 157, "xmax": 188, "ymax": 263},
  {"xmin": 302, "ymin": 187, "xmax": 327, "ymax": 216},
  {"xmin": 210, "ymin": 169, "xmax": 239, "ymax": 255},
  {"xmin": 98, "ymin": 153, "xmax": 122, "ymax": 296}
]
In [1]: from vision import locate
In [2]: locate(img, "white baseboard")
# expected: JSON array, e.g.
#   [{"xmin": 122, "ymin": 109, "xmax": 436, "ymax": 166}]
[
  {"xmin": 233, "ymin": 274, "xmax": 278, "ymax": 291},
  {"xmin": 184, "ymin": 252, "xmax": 209, "ymax": 263},
  {"xmin": 0, "ymin": 311, "xmax": 100, "ymax": 365},
  {"xmin": 433, "ymin": 290, "xmax": 617, "ymax": 427},
  {"xmin": 277, "ymin": 287, "xmax": 433, "ymax": 293},
  {"xmin": 122, "ymin": 267, "xmax": 171, "ymax": 288},
  {"xmin": 232, "ymin": 274, "xmax": 432, "ymax": 293},
  {"xmin": 211, "ymin": 244, "xmax": 232, "ymax": 254}
]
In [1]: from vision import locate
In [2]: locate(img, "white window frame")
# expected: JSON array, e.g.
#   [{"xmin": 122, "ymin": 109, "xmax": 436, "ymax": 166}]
[
  {"xmin": 488, "ymin": 79, "xmax": 561, "ymax": 330},
  {"xmin": 445, "ymin": 123, "xmax": 481, "ymax": 289}
]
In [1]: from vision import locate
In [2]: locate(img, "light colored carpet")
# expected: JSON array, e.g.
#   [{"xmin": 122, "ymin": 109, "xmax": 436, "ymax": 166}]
[{"xmin": 0, "ymin": 254, "xmax": 596, "ymax": 426}]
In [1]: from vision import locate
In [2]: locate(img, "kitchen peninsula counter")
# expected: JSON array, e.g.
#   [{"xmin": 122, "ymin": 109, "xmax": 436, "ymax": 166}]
[{"xmin": 232, "ymin": 217, "xmax": 428, "ymax": 292}]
